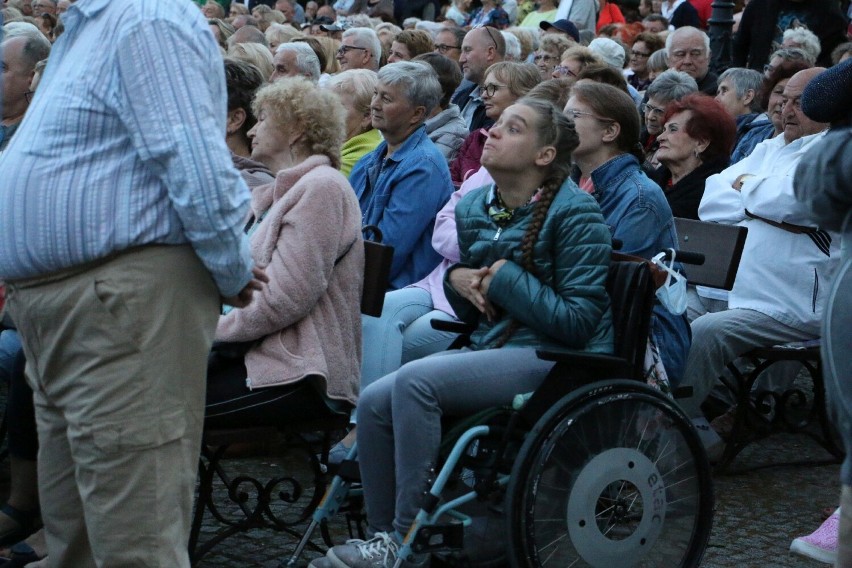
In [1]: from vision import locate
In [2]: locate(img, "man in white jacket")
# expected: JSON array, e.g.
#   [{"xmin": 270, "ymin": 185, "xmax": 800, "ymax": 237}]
[{"xmin": 678, "ymin": 68, "xmax": 839, "ymax": 427}]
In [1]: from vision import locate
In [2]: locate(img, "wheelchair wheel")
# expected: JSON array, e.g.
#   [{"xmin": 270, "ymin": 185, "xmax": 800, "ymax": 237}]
[{"xmin": 506, "ymin": 380, "xmax": 713, "ymax": 568}]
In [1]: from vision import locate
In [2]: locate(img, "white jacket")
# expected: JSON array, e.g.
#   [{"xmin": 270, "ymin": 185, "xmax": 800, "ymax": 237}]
[{"xmin": 699, "ymin": 132, "xmax": 840, "ymax": 336}]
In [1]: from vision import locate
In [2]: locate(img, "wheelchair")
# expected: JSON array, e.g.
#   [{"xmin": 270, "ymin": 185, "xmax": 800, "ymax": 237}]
[{"xmin": 286, "ymin": 256, "xmax": 714, "ymax": 568}]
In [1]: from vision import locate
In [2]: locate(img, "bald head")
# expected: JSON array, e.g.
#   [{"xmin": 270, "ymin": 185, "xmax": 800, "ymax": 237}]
[
  {"xmin": 228, "ymin": 24, "xmax": 269, "ymax": 48},
  {"xmin": 2, "ymin": 34, "xmax": 50, "ymax": 120},
  {"xmin": 458, "ymin": 26, "xmax": 505, "ymax": 85},
  {"xmin": 782, "ymin": 67, "xmax": 828, "ymax": 144}
]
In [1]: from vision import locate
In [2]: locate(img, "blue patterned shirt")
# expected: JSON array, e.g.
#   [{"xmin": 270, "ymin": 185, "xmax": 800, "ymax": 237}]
[{"xmin": 0, "ymin": 0, "xmax": 253, "ymax": 296}]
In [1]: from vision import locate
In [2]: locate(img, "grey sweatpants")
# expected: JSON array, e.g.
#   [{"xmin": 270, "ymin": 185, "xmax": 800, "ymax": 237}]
[{"xmin": 357, "ymin": 347, "xmax": 555, "ymax": 536}]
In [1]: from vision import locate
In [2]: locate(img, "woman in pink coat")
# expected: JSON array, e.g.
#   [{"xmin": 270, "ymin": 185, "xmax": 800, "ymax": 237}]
[{"xmin": 205, "ymin": 78, "xmax": 365, "ymax": 427}]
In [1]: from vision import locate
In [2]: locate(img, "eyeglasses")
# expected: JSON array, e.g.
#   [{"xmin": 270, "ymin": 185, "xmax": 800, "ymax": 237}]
[
  {"xmin": 631, "ymin": 50, "xmax": 651, "ymax": 58},
  {"xmin": 476, "ymin": 24, "xmax": 500, "ymax": 51},
  {"xmin": 763, "ymin": 63, "xmax": 775, "ymax": 75},
  {"xmin": 564, "ymin": 108, "xmax": 612, "ymax": 122},
  {"xmin": 337, "ymin": 45, "xmax": 368, "ymax": 56},
  {"xmin": 669, "ymin": 48, "xmax": 706, "ymax": 60},
  {"xmin": 435, "ymin": 43, "xmax": 461, "ymax": 54},
  {"xmin": 552, "ymin": 66, "xmax": 577, "ymax": 78},
  {"xmin": 479, "ymin": 83, "xmax": 507, "ymax": 97},
  {"xmin": 642, "ymin": 102, "xmax": 666, "ymax": 117},
  {"xmin": 533, "ymin": 53, "xmax": 556, "ymax": 63}
]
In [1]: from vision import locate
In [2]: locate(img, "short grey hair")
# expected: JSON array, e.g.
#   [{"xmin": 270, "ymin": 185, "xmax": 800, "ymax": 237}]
[
  {"xmin": 768, "ymin": 46, "xmax": 816, "ymax": 67},
  {"xmin": 647, "ymin": 48, "xmax": 668, "ymax": 72},
  {"xmin": 342, "ymin": 27, "xmax": 381, "ymax": 67},
  {"xmin": 2, "ymin": 32, "xmax": 51, "ymax": 71},
  {"xmin": 782, "ymin": 28, "xmax": 821, "ymax": 64},
  {"xmin": 665, "ymin": 26, "xmax": 710, "ymax": 57},
  {"xmin": 718, "ymin": 67, "xmax": 764, "ymax": 112},
  {"xmin": 276, "ymin": 42, "xmax": 321, "ymax": 82},
  {"xmin": 326, "ymin": 68, "xmax": 379, "ymax": 118},
  {"xmin": 501, "ymin": 30, "xmax": 521, "ymax": 61},
  {"xmin": 377, "ymin": 61, "xmax": 442, "ymax": 116},
  {"xmin": 646, "ymin": 69, "xmax": 698, "ymax": 103}
]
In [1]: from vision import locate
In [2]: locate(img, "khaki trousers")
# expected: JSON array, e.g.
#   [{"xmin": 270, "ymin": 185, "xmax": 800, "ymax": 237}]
[{"xmin": 6, "ymin": 246, "xmax": 219, "ymax": 568}]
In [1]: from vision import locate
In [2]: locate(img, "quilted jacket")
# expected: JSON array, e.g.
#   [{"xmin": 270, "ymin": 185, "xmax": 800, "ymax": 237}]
[{"xmin": 445, "ymin": 178, "xmax": 614, "ymax": 353}]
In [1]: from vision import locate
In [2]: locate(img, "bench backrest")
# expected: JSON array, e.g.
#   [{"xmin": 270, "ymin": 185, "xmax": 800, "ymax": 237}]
[{"xmin": 673, "ymin": 218, "xmax": 748, "ymax": 290}]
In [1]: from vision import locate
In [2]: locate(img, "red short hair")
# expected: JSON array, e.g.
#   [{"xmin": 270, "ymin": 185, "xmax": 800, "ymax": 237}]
[{"xmin": 663, "ymin": 93, "xmax": 737, "ymax": 163}]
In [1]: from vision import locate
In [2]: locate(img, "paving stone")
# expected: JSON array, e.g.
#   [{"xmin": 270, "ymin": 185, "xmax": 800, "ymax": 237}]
[{"xmin": 195, "ymin": 430, "xmax": 842, "ymax": 568}]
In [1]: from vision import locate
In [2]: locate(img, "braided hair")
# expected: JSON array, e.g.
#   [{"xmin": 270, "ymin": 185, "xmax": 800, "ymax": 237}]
[{"xmin": 492, "ymin": 97, "xmax": 580, "ymax": 348}]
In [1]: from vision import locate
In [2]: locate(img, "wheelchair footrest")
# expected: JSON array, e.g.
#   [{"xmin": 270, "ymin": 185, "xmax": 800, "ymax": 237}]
[{"xmin": 410, "ymin": 522, "xmax": 465, "ymax": 554}]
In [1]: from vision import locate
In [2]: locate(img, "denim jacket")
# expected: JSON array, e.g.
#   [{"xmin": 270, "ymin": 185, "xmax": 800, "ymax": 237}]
[
  {"xmin": 586, "ymin": 153, "xmax": 692, "ymax": 386},
  {"xmin": 350, "ymin": 125, "xmax": 454, "ymax": 290}
]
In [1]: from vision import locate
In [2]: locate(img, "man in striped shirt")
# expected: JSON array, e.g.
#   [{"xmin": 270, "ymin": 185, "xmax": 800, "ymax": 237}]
[{"xmin": 0, "ymin": 0, "xmax": 263, "ymax": 565}]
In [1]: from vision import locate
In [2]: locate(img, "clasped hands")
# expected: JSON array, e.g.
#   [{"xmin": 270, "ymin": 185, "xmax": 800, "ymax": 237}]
[{"xmin": 449, "ymin": 259, "xmax": 507, "ymax": 322}]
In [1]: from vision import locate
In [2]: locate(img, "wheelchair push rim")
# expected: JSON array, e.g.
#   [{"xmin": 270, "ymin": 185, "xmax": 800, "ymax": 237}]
[{"xmin": 506, "ymin": 380, "xmax": 713, "ymax": 568}]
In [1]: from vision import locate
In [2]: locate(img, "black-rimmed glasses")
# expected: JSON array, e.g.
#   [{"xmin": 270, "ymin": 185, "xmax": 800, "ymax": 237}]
[{"xmin": 337, "ymin": 45, "xmax": 368, "ymax": 56}]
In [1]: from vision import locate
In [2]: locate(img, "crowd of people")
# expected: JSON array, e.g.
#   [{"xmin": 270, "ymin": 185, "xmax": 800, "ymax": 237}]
[{"xmin": 0, "ymin": 0, "xmax": 850, "ymax": 567}]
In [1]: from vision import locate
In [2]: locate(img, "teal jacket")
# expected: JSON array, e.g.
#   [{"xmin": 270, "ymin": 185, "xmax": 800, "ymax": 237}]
[{"xmin": 445, "ymin": 178, "xmax": 614, "ymax": 353}]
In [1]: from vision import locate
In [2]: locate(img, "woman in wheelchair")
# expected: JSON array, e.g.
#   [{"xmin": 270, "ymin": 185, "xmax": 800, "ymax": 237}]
[
  {"xmin": 312, "ymin": 97, "xmax": 615, "ymax": 568},
  {"xmin": 205, "ymin": 77, "xmax": 364, "ymax": 428}
]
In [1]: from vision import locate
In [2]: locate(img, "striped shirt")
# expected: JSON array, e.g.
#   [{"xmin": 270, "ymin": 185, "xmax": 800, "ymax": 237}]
[{"xmin": 0, "ymin": 0, "xmax": 253, "ymax": 297}]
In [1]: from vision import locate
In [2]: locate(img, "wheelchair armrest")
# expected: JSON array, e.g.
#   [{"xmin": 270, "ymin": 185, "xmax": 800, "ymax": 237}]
[
  {"xmin": 535, "ymin": 350, "xmax": 631, "ymax": 377},
  {"xmin": 430, "ymin": 319, "xmax": 476, "ymax": 334}
]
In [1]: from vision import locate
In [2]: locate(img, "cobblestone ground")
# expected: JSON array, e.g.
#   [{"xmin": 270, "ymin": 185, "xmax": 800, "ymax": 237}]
[{"xmin": 194, "ymin": 429, "xmax": 842, "ymax": 568}]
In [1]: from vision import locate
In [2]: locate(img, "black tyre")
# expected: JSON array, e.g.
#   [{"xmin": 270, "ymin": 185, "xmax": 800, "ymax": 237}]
[{"xmin": 506, "ymin": 380, "xmax": 713, "ymax": 568}]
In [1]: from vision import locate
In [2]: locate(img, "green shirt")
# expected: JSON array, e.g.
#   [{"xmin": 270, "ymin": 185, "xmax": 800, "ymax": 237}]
[
  {"xmin": 340, "ymin": 129, "xmax": 383, "ymax": 179},
  {"xmin": 519, "ymin": 9, "xmax": 558, "ymax": 28}
]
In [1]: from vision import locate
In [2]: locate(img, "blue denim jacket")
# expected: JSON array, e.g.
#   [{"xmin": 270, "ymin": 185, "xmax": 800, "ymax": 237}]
[
  {"xmin": 350, "ymin": 126, "xmax": 454, "ymax": 290},
  {"xmin": 586, "ymin": 153, "xmax": 692, "ymax": 386}
]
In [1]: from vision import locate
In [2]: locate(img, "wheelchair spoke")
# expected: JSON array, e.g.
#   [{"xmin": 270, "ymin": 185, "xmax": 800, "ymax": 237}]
[{"xmin": 508, "ymin": 387, "xmax": 713, "ymax": 568}]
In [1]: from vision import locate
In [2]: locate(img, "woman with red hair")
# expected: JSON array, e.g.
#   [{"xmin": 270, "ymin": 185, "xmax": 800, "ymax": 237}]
[{"xmin": 650, "ymin": 93, "xmax": 737, "ymax": 219}]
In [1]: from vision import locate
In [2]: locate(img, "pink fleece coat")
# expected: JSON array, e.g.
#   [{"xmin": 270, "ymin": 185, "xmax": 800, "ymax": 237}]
[{"xmin": 215, "ymin": 155, "xmax": 364, "ymax": 406}]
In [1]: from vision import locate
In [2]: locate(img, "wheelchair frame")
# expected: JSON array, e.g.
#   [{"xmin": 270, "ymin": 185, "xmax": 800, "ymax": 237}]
[{"xmin": 286, "ymin": 259, "xmax": 715, "ymax": 568}]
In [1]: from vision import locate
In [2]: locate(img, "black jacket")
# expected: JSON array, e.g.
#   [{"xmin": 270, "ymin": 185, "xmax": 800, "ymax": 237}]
[
  {"xmin": 733, "ymin": 0, "xmax": 848, "ymax": 70},
  {"xmin": 650, "ymin": 156, "xmax": 730, "ymax": 220},
  {"xmin": 450, "ymin": 80, "xmax": 495, "ymax": 133}
]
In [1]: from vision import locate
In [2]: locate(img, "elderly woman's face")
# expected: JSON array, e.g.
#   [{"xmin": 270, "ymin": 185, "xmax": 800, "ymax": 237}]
[
  {"xmin": 480, "ymin": 71, "xmax": 518, "ymax": 120},
  {"xmin": 643, "ymin": 96, "xmax": 667, "ymax": 136},
  {"xmin": 370, "ymin": 81, "xmax": 419, "ymax": 140},
  {"xmin": 656, "ymin": 110, "xmax": 703, "ymax": 168},
  {"xmin": 768, "ymin": 78, "xmax": 790, "ymax": 134},
  {"xmin": 630, "ymin": 41, "xmax": 652, "ymax": 75},
  {"xmin": 338, "ymin": 90, "xmax": 372, "ymax": 140},
  {"xmin": 533, "ymin": 48, "xmax": 559, "ymax": 80},
  {"xmin": 247, "ymin": 106, "xmax": 293, "ymax": 169},
  {"xmin": 388, "ymin": 41, "xmax": 412, "ymax": 63}
]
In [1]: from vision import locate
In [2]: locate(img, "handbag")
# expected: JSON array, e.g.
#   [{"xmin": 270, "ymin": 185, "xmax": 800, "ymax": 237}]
[{"xmin": 361, "ymin": 225, "xmax": 394, "ymax": 317}]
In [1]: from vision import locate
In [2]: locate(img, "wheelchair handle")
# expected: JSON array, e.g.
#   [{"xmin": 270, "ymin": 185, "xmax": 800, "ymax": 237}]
[{"xmin": 662, "ymin": 249, "xmax": 705, "ymax": 266}]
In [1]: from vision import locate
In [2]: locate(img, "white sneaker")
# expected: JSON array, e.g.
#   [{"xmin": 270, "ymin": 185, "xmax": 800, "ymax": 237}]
[
  {"xmin": 691, "ymin": 416, "xmax": 725, "ymax": 463},
  {"xmin": 326, "ymin": 532, "xmax": 428, "ymax": 568}
]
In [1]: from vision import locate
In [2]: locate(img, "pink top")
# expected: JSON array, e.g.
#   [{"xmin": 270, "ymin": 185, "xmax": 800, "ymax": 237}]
[{"xmin": 410, "ymin": 166, "xmax": 495, "ymax": 316}]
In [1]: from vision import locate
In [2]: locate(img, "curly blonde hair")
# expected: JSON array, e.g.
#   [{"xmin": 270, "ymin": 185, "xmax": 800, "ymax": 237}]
[{"xmin": 252, "ymin": 77, "xmax": 346, "ymax": 170}]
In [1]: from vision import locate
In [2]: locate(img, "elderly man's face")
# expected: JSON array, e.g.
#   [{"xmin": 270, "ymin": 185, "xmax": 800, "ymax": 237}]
[
  {"xmin": 781, "ymin": 70, "xmax": 827, "ymax": 144},
  {"xmin": 337, "ymin": 37, "xmax": 372, "ymax": 71},
  {"xmin": 459, "ymin": 27, "xmax": 496, "ymax": 85},
  {"xmin": 434, "ymin": 30, "xmax": 462, "ymax": 63},
  {"xmin": 270, "ymin": 50, "xmax": 302, "ymax": 82},
  {"xmin": 31, "ymin": 0, "xmax": 56, "ymax": 15},
  {"xmin": 2, "ymin": 37, "xmax": 35, "ymax": 119},
  {"xmin": 668, "ymin": 31, "xmax": 710, "ymax": 81},
  {"xmin": 275, "ymin": 0, "xmax": 295, "ymax": 21},
  {"xmin": 56, "ymin": 0, "xmax": 70, "ymax": 14},
  {"xmin": 306, "ymin": 1, "xmax": 318, "ymax": 18}
]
